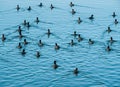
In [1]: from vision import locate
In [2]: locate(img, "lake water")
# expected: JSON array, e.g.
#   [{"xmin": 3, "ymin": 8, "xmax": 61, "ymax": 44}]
[{"xmin": 0, "ymin": 0, "xmax": 120, "ymax": 87}]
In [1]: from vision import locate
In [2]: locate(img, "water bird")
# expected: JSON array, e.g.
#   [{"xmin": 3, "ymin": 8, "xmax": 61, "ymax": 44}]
[
  {"xmin": 38, "ymin": 3, "xmax": 43, "ymax": 7},
  {"xmin": 72, "ymin": 9, "xmax": 76, "ymax": 14},
  {"xmin": 73, "ymin": 31, "xmax": 77, "ymax": 37},
  {"xmin": 53, "ymin": 60, "xmax": 58, "ymax": 69},
  {"xmin": 18, "ymin": 26, "xmax": 22, "ymax": 33},
  {"xmin": 70, "ymin": 39, "xmax": 74, "ymax": 46},
  {"xmin": 26, "ymin": 22, "xmax": 30, "ymax": 28},
  {"xmin": 27, "ymin": 6, "xmax": 31, "ymax": 11},
  {"xmin": 50, "ymin": 4, "xmax": 54, "ymax": 9},
  {"xmin": 78, "ymin": 34, "xmax": 83, "ymax": 42},
  {"xmin": 109, "ymin": 37, "xmax": 114, "ymax": 43},
  {"xmin": 55, "ymin": 43, "xmax": 60, "ymax": 50},
  {"xmin": 17, "ymin": 42, "xmax": 22, "ymax": 49},
  {"xmin": 19, "ymin": 32, "xmax": 23, "ymax": 38},
  {"xmin": 1, "ymin": 34, "xmax": 6, "ymax": 41},
  {"xmin": 74, "ymin": 68, "xmax": 79, "ymax": 74},
  {"xmin": 47, "ymin": 29, "xmax": 51, "ymax": 35},
  {"xmin": 24, "ymin": 39, "xmax": 28, "ymax": 45},
  {"xmin": 106, "ymin": 46, "xmax": 111, "ymax": 51},
  {"xmin": 70, "ymin": 2, "xmax": 74, "ymax": 7},
  {"xmin": 114, "ymin": 19, "xmax": 118, "ymax": 24},
  {"xmin": 35, "ymin": 17, "xmax": 40, "ymax": 23},
  {"xmin": 38, "ymin": 40, "xmax": 44, "ymax": 47},
  {"xmin": 88, "ymin": 39, "xmax": 94, "ymax": 44},
  {"xmin": 16, "ymin": 5, "xmax": 20, "ymax": 11},
  {"xmin": 23, "ymin": 20, "xmax": 27, "ymax": 26},
  {"xmin": 36, "ymin": 51, "xmax": 40, "ymax": 57},
  {"xmin": 21, "ymin": 49, "xmax": 26, "ymax": 55},
  {"xmin": 89, "ymin": 14, "xmax": 94, "ymax": 20},
  {"xmin": 112, "ymin": 12, "xmax": 116, "ymax": 17},
  {"xmin": 78, "ymin": 17, "xmax": 82, "ymax": 24},
  {"xmin": 106, "ymin": 26, "xmax": 112, "ymax": 33}
]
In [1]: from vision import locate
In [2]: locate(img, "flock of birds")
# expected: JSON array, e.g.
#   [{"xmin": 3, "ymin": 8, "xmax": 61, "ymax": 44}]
[{"xmin": 1, "ymin": 2, "xmax": 119, "ymax": 75}]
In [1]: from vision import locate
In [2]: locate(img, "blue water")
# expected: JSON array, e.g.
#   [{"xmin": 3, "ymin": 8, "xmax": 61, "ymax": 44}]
[{"xmin": 0, "ymin": 0, "xmax": 120, "ymax": 87}]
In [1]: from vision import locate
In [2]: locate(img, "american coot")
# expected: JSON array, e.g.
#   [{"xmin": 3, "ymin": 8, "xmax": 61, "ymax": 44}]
[
  {"xmin": 38, "ymin": 3, "xmax": 43, "ymax": 7},
  {"xmin": 112, "ymin": 12, "xmax": 116, "ymax": 17},
  {"xmin": 38, "ymin": 40, "xmax": 44, "ymax": 47},
  {"xmin": 88, "ymin": 39, "xmax": 94, "ymax": 44},
  {"xmin": 107, "ymin": 27, "xmax": 112, "ymax": 33},
  {"xmin": 27, "ymin": 6, "xmax": 31, "ymax": 11},
  {"xmin": 35, "ymin": 17, "xmax": 40, "ymax": 23},
  {"xmin": 72, "ymin": 9, "xmax": 76, "ymax": 14},
  {"xmin": 2, "ymin": 34, "xmax": 6, "ymax": 41},
  {"xmin": 55, "ymin": 43, "xmax": 60, "ymax": 50},
  {"xmin": 16, "ymin": 5, "xmax": 20, "ymax": 11},
  {"xmin": 78, "ymin": 34, "xmax": 83, "ymax": 42},
  {"xmin": 24, "ymin": 39, "xmax": 28, "ymax": 45},
  {"xmin": 70, "ymin": 2, "xmax": 74, "ymax": 7},
  {"xmin": 17, "ymin": 42, "xmax": 22, "ymax": 49},
  {"xmin": 70, "ymin": 39, "xmax": 74, "ymax": 46},
  {"xmin": 106, "ymin": 46, "xmax": 111, "ymax": 51},
  {"xmin": 74, "ymin": 68, "xmax": 79, "ymax": 75},
  {"xmin": 78, "ymin": 17, "xmax": 82, "ymax": 24},
  {"xmin": 114, "ymin": 19, "xmax": 118, "ymax": 24},
  {"xmin": 21, "ymin": 49, "xmax": 26, "ymax": 55},
  {"xmin": 89, "ymin": 14, "xmax": 94, "ymax": 20},
  {"xmin": 36, "ymin": 51, "xmax": 40, "ymax": 57},
  {"xmin": 50, "ymin": 4, "xmax": 54, "ymax": 9},
  {"xmin": 53, "ymin": 60, "xmax": 58, "ymax": 69}
]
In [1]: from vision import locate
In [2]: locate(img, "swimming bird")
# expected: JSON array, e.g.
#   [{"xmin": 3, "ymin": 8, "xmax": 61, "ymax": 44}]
[
  {"xmin": 35, "ymin": 17, "xmax": 40, "ymax": 23},
  {"xmin": 16, "ymin": 5, "xmax": 20, "ymax": 11},
  {"xmin": 53, "ymin": 60, "xmax": 58, "ymax": 69},
  {"xmin": 24, "ymin": 39, "xmax": 28, "ymax": 45},
  {"xmin": 18, "ymin": 26, "xmax": 22, "ymax": 33},
  {"xmin": 19, "ymin": 32, "xmax": 23, "ymax": 38},
  {"xmin": 23, "ymin": 20, "xmax": 27, "ymax": 26},
  {"xmin": 106, "ymin": 46, "xmax": 111, "ymax": 51},
  {"xmin": 78, "ymin": 34, "xmax": 83, "ymax": 42},
  {"xmin": 27, "ymin": 6, "xmax": 31, "ymax": 11},
  {"xmin": 70, "ymin": 39, "xmax": 74, "ymax": 46},
  {"xmin": 17, "ymin": 42, "xmax": 22, "ymax": 49},
  {"xmin": 26, "ymin": 22, "xmax": 30, "ymax": 28},
  {"xmin": 88, "ymin": 39, "xmax": 94, "ymax": 44},
  {"xmin": 112, "ymin": 12, "xmax": 116, "ymax": 17},
  {"xmin": 73, "ymin": 31, "xmax": 77, "ymax": 37},
  {"xmin": 1, "ymin": 34, "xmax": 6, "ymax": 41},
  {"xmin": 50, "ymin": 4, "xmax": 54, "ymax": 9},
  {"xmin": 47, "ymin": 29, "xmax": 51, "ymax": 35},
  {"xmin": 114, "ymin": 19, "xmax": 118, "ymax": 24},
  {"xmin": 74, "ymin": 68, "xmax": 79, "ymax": 74},
  {"xmin": 21, "ymin": 49, "xmax": 26, "ymax": 55},
  {"xmin": 36, "ymin": 51, "xmax": 40, "ymax": 57},
  {"xmin": 106, "ymin": 26, "xmax": 112, "ymax": 33},
  {"xmin": 70, "ymin": 2, "xmax": 74, "ymax": 7},
  {"xmin": 55, "ymin": 43, "xmax": 60, "ymax": 50},
  {"xmin": 109, "ymin": 37, "xmax": 114, "ymax": 43},
  {"xmin": 78, "ymin": 17, "xmax": 82, "ymax": 24},
  {"xmin": 38, "ymin": 40, "xmax": 44, "ymax": 47},
  {"xmin": 72, "ymin": 9, "xmax": 76, "ymax": 14},
  {"xmin": 38, "ymin": 3, "xmax": 43, "ymax": 7},
  {"xmin": 89, "ymin": 14, "xmax": 94, "ymax": 20}
]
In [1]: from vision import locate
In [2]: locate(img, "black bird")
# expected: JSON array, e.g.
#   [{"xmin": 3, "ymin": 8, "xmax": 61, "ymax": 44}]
[
  {"xmin": 38, "ymin": 3, "xmax": 43, "ymax": 7},
  {"xmin": 53, "ymin": 61, "xmax": 59, "ymax": 69},
  {"xmin": 1, "ymin": 34, "xmax": 6, "ymax": 42},
  {"xmin": 112, "ymin": 12, "xmax": 116, "ymax": 17},
  {"xmin": 70, "ymin": 2, "xmax": 74, "ymax": 7},
  {"xmin": 16, "ymin": 5, "xmax": 20, "ymax": 11},
  {"xmin": 74, "ymin": 68, "xmax": 79, "ymax": 75},
  {"xmin": 89, "ymin": 14, "xmax": 94, "ymax": 20}
]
